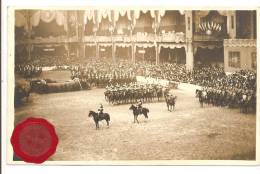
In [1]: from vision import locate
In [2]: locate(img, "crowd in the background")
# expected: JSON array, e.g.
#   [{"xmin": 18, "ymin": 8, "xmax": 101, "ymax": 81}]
[
  {"xmin": 15, "ymin": 59, "xmax": 256, "ymax": 103},
  {"xmin": 70, "ymin": 61, "xmax": 137, "ymax": 87}
]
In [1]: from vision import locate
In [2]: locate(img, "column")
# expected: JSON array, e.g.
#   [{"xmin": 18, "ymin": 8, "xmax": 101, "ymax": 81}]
[
  {"xmin": 96, "ymin": 43, "xmax": 99, "ymax": 59},
  {"xmin": 112, "ymin": 42, "xmax": 115, "ymax": 63},
  {"xmin": 250, "ymin": 11, "xmax": 255, "ymax": 39},
  {"xmin": 28, "ymin": 45, "xmax": 31, "ymax": 61},
  {"xmin": 186, "ymin": 40, "xmax": 194, "ymax": 71},
  {"xmin": 82, "ymin": 44, "xmax": 85, "ymax": 58},
  {"xmin": 185, "ymin": 11, "xmax": 194, "ymax": 71},
  {"xmin": 66, "ymin": 43, "xmax": 70, "ymax": 57},
  {"xmin": 227, "ymin": 11, "xmax": 236, "ymax": 39},
  {"xmin": 27, "ymin": 10, "xmax": 32, "ymax": 61},
  {"xmin": 130, "ymin": 30, "xmax": 135, "ymax": 63},
  {"xmin": 132, "ymin": 44, "xmax": 136, "ymax": 63},
  {"xmin": 155, "ymin": 44, "xmax": 159, "ymax": 65}
]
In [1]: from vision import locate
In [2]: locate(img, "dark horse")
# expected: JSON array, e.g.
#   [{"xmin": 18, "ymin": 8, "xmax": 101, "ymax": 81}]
[
  {"xmin": 14, "ymin": 84, "xmax": 31, "ymax": 107},
  {"xmin": 88, "ymin": 111, "xmax": 110, "ymax": 129},
  {"xmin": 165, "ymin": 95, "xmax": 177, "ymax": 112},
  {"xmin": 129, "ymin": 104, "xmax": 149, "ymax": 123}
]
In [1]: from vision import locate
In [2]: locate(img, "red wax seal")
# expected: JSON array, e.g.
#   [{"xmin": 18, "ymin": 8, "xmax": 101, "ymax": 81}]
[{"xmin": 11, "ymin": 117, "xmax": 58, "ymax": 164}]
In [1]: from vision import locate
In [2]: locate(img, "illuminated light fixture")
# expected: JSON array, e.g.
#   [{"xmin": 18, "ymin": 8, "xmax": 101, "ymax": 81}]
[{"xmin": 199, "ymin": 21, "xmax": 222, "ymax": 35}]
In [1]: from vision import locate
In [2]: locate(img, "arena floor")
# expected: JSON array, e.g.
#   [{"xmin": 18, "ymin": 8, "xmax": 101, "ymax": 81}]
[{"xmin": 15, "ymin": 86, "xmax": 256, "ymax": 161}]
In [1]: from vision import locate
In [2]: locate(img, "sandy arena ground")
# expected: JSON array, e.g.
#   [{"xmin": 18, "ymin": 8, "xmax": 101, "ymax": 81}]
[
  {"xmin": 15, "ymin": 90, "xmax": 256, "ymax": 161},
  {"xmin": 14, "ymin": 71, "xmax": 256, "ymax": 161}
]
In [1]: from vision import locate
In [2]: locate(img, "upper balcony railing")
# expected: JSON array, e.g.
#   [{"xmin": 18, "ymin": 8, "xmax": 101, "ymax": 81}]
[
  {"xmin": 16, "ymin": 32, "xmax": 186, "ymax": 45},
  {"xmin": 193, "ymin": 32, "xmax": 229, "ymax": 41},
  {"xmin": 224, "ymin": 39, "xmax": 256, "ymax": 47}
]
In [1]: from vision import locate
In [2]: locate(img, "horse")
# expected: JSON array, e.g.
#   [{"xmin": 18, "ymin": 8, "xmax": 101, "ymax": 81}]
[
  {"xmin": 129, "ymin": 104, "xmax": 149, "ymax": 123},
  {"xmin": 15, "ymin": 79, "xmax": 31, "ymax": 107},
  {"xmin": 165, "ymin": 95, "xmax": 177, "ymax": 112},
  {"xmin": 88, "ymin": 111, "xmax": 110, "ymax": 129},
  {"xmin": 198, "ymin": 90, "xmax": 207, "ymax": 107}
]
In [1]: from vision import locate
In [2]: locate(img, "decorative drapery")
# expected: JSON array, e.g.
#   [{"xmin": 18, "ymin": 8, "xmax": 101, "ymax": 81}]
[
  {"xmin": 224, "ymin": 39, "xmax": 256, "ymax": 47},
  {"xmin": 115, "ymin": 43, "xmax": 131, "ymax": 51},
  {"xmin": 15, "ymin": 11, "xmax": 27, "ymax": 28},
  {"xmin": 218, "ymin": 11, "xmax": 228, "ymax": 16},
  {"xmin": 30, "ymin": 10, "xmax": 68, "ymax": 31},
  {"xmin": 135, "ymin": 43, "xmax": 155, "ymax": 49},
  {"xmin": 99, "ymin": 43, "xmax": 112, "ymax": 47},
  {"xmin": 193, "ymin": 42, "xmax": 223, "ymax": 54},
  {"xmin": 196, "ymin": 11, "xmax": 210, "ymax": 18},
  {"xmin": 84, "ymin": 10, "xmax": 163, "ymax": 26},
  {"xmin": 158, "ymin": 43, "xmax": 186, "ymax": 53},
  {"xmin": 85, "ymin": 43, "xmax": 96, "ymax": 47},
  {"xmin": 115, "ymin": 43, "xmax": 131, "ymax": 48},
  {"xmin": 160, "ymin": 32, "xmax": 185, "ymax": 43}
]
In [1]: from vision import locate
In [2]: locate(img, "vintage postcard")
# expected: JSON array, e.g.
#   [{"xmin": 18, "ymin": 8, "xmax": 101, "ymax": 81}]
[{"xmin": 5, "ymin": 6, "xmax": 260, "ymax": 165}]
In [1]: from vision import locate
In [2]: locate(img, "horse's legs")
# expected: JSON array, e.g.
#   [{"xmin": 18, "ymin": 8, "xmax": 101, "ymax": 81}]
[
  {"xmin": 106, "ymin": 120, "xmax": 109, "ymax": 127},
  {"xmin": 134, "ymin": 115, "xmax": 136, "ymax": 123},
  {"xmin": 95, "ymin": 122, "xmax": 98, "ymax": 130},
  {"xmin": 136, "ymin": 116, "xmax": 139, "ymax": 124}
]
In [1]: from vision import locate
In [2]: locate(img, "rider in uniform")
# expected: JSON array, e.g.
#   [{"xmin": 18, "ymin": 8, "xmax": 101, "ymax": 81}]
[
  {"xmin": 137, "ymin": 99, "xmax": 143, "ymax": 112},
  {"xmin": 98, "ymin": 104, "xmax": 104, "ymax": 117}
]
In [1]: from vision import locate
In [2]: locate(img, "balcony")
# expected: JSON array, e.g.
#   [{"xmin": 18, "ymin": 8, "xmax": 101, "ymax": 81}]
[
  {"xmin": 193, "ymin": 33, "xmax": 229, "ymax": 42},
  {"xmin": 159, "ymin": 32, "xmax": 185, "ymax": 43},
  {"xmin": 224, "ymin": 39, "xmax": 256, "ymax": 47},
  {"xmin": 16, "ymin": 32, "xmax": 187, "ymax": 45}
]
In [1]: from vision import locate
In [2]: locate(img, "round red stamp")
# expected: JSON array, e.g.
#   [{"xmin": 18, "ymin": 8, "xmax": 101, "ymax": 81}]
[{"xmin": 11, "ymin": 117, "xmax": 58, "ymax": 164}]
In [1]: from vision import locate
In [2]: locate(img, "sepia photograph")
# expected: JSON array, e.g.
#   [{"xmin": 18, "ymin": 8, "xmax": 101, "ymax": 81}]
[{"xmin": 8, "ymin": 8, "xmax": 258, "ymax": 164}]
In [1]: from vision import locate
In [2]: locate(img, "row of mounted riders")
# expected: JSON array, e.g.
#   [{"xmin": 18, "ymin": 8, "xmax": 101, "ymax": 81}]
[
  {"xmin": 196, "ymin": 88, "xmax": 256, "ymax": 114},
  {"xmin": 104, "ymin": 84, "xmax": 171, "ymax": 105},
  {"xmin": 15, "ymin": 65, "xmax": 42, "ymax": 78}
]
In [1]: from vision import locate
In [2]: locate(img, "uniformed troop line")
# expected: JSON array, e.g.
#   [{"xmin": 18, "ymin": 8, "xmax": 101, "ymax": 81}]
[
  {"xmin": 197, "ymin": 87, "xmax": 256, "ymax": 113},
  {"xmin": 15, "ymin": 64, "xmax": 42, "ymax": 78},
  {"xmin": 104, "ymin": 83, "xmax": 170, "ymax": 105}
]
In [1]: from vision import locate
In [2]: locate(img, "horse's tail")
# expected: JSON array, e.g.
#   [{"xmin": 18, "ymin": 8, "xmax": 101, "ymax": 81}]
[{"xmin": 144, "ymin": 108, "xmax": 149, "ymax": 113}]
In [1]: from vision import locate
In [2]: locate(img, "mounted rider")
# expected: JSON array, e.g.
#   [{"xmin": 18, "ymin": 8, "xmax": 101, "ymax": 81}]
[
  {"xmin": 98, "ymin": 104, "xmax": 104, "ymax": 117},
  {"xmin": 136, "ymin": 99, "xmax": 143, "ymax": 112}
]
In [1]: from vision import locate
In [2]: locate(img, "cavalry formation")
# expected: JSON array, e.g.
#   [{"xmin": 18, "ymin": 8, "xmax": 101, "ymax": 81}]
[
  {"xmin": 14, "ymin": 60, "xmax": 256, "ymax": 130},
  {"xmin": 104, "ymin": 83, "xmax": 169, "ymax": 105},
  {"xmin": 196, "ymin": 87, "xmax": 256, "ymax": 114}
]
